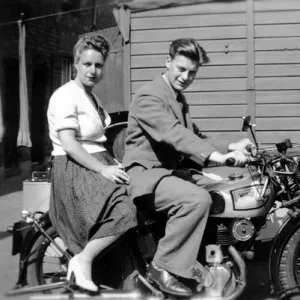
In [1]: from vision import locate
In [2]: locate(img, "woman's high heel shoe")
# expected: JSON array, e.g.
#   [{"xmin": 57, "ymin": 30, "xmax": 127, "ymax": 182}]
[{"xmin": 66, "ymin": 255, "xmax": 98, "ymax": 292}]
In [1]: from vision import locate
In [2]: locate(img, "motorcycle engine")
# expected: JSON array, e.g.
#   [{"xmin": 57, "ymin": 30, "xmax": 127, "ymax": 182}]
[{"xmin": 198, "ymin": 245, "xmax": 236, "ymax": 298}]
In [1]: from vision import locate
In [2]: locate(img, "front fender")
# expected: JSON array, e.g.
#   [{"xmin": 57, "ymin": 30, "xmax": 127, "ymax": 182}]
[
  {"xmin": 269, "ymin": 216, "xmax": 300, "ymax": 289},
  {"xmin": 19, "ymin": 212, "xmax": 52, "ymax": 260},
  {"xmin": 11, "ymin": 220, "xmax": 31, "ymax": 256},
  {"xmin": 12, "ymin": 212, "xmax": 52, "ymax": 287}
]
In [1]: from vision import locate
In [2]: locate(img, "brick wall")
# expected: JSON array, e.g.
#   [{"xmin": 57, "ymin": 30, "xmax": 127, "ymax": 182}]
[{"xmin": 0, "ymin": 0, "xmax": 116, "ymax": 177}]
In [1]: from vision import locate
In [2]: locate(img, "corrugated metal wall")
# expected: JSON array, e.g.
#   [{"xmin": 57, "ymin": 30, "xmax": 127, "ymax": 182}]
[{"xmin": 129, "ymin": 0, "xmax": 300, "ymax": 145}]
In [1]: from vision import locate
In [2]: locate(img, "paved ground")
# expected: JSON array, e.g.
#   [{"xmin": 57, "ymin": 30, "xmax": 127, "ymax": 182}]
[
  {"xmin": 0, "ymin": 175, "xmax": 276, "ymax": 300},
  {"xmin": 0, "ymin": 174, "xmax": 29, "ymax": 300}
]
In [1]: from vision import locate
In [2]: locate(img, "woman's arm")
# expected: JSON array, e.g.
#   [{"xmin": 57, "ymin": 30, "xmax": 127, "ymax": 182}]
[
  {"xmin": 59, "ymin": 129, "xmax": 105, "ymax": 172},
  {"xmin": 58, "ymin": 129, "xmax": 130, "ymax": 183}
]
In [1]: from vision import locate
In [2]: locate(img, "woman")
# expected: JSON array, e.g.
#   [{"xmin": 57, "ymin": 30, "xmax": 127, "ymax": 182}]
[{"xmin": 47, "ymin": 35, "xmax": 137, "ymax": 292}]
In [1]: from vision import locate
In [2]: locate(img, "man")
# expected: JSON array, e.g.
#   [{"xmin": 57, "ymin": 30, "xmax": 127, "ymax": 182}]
[{"xmin": 123, "ymin": 38, "xmax": 252, "ymax": 297}]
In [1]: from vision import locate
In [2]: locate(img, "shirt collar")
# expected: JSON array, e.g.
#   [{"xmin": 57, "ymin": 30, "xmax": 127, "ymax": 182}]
[{"xmin": 162, "ymin": 73, "xmax": 178, "ymax": 99}]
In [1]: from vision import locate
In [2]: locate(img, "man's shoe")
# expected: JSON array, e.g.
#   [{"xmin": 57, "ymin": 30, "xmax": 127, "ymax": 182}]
[{"xmin": 146, "ymin": 262, "xmax": 193, "ymax": 297}]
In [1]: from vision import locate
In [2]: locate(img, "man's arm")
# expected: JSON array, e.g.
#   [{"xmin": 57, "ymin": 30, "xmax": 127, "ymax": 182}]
[
  {"xmin": 134, "ymin": 95, "xmax": 226, "ymax": 167},
  {"xmin": 192, "ymin": 123, "xmax": 208, "ymax": 139}
]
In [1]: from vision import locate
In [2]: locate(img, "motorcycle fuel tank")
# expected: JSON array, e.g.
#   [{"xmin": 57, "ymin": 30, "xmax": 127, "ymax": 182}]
[{"xmin": 203, "ymin": 166, "xmax": 274, "ymax": 218}]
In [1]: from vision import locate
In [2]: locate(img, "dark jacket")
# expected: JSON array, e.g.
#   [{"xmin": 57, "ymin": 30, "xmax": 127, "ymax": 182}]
[{"xmin": 123, "ymin": 74, "xmax": 230, "ymax": 200}]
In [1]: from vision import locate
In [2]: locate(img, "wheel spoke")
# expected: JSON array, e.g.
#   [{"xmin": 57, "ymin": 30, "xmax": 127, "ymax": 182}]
[
  {"xmin": 26, "ymin": 226, "xmax": 69, "ymax": 294},
  {"xmin": 43, "ymin": 271, "xmax": 66, "ymax": 280},
  {"xmin": 45, "ymin": 240, "xmax": 67, "ymax": 258}
]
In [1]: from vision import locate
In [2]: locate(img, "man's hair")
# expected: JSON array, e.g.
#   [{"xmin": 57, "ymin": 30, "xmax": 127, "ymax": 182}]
[
  {"xmin": 169, "ymin": 38, "xmax": 210, "ymax": 64},
  {"xmin": 73, "ymin": 34, "xmax": 110, "ymax": 64}
]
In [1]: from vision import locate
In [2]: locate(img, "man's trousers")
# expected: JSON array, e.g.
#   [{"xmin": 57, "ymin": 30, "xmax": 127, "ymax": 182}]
[{"xmin": 152, "ymin": 175, "xmax": 212, "ymax": 279}]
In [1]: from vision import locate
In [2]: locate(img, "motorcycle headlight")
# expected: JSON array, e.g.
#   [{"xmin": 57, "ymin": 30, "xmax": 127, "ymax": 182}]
[
  {"xmin": 209, "ymin": 191, "xmax": 225, "ymax": 214},
  {"xmin": 231, "ymin": 184, "xmax": 265, "ymax": 210}
]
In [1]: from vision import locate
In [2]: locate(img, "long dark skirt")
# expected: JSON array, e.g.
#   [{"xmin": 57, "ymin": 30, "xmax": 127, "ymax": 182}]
[{"xmin": 49, "ymin": 151, "xmax": 137, "ymax": 254}]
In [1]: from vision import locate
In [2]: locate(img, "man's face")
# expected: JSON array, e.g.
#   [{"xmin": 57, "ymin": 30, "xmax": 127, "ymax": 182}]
[{"xmin": 165, "ymin": 54, "xmax": 199, "ymax": 92}]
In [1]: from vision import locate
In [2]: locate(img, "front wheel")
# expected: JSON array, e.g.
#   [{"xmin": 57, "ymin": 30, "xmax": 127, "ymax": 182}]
[
  {"xmin": 26, "ymin": 226, "xmax": 70, "ymax": 289},
  {"xmin": 276, "ymin": 227, "xmax": 300, "ymax": 299}
]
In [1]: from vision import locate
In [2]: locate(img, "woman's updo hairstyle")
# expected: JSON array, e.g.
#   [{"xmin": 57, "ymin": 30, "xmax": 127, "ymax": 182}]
[
  {"xmin": 73, "ymin": 35, "xmax": 110, "ymax": 64},
  {"xmin": 72, "ymin": 35, "xmax": 110, "ymax": 78}
]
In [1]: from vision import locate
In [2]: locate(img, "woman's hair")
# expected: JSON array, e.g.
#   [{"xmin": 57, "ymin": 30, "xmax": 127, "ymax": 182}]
[
  {"xmin": 73, "ymin": 34, "xmax": 110, "ymax": 64},
  {"xmin": 169, "ymin": 38, "xmax": 210, "ymax": 65}
]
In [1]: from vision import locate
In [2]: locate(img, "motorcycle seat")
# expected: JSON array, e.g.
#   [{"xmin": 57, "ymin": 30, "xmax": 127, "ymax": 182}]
[
  {"xmin": 137, "ymin": 210, "xmax": 157, "ymax": 227},
  {"xmin": 136, "ymin": 209, "xmax": 166, "ymax": 227}
]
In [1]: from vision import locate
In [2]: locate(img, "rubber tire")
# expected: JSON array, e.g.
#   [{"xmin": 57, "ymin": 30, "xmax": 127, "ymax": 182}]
[
  {"xmin": 26, "ymin": 226, "xmax": 68, "ymax": 287},
  {"xmin": 278, "ymin": 227, "xmax": 300, "ymax": 298}
]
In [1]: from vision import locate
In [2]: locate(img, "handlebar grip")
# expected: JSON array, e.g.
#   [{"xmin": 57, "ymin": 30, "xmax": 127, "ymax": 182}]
[{"xmin": 225, "ymin": 158, "xmax": 235, "ymax": 166}]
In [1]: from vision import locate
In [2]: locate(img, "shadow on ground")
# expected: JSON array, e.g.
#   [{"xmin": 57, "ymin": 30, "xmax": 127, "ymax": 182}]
[
  {"xmin": 0, "ymin": 232, "xmax": 12, "ymax": 240},
  {"xmin": 242, "ymin": 241, "xmax": 276, "ymax": 300},
  {"xmin": 0, "ymin": 174, "xmax": 29, "ymax": 197},
  {"xmin": 0, "ymin": 162, "xmax": 49, "ymax": 197}
]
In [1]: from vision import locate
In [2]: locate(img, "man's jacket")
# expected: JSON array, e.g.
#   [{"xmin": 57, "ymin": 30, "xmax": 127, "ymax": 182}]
[{"xmin": 123, "ymin": 74, "xmax": 231, "ymax": 201}]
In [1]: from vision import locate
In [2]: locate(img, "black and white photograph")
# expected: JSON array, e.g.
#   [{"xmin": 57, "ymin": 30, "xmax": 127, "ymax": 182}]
[{"xmin": 0, "ymin": 1, "xmax": 300, "ymax": 299}]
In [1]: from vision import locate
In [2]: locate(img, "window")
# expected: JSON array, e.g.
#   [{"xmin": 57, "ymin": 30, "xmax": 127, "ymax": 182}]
[{"xmin": 61, "ymin": 57, "xmax": 72, "ymax": 84}]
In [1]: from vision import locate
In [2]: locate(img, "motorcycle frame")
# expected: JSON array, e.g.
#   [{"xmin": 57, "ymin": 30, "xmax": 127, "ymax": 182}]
[
  {"xmin": 11, "ymin": 212, "xmax": 149, "ymax": 289},
  {"xmin": 10, "ymin": 112, "xmax": 300, "ymax": 297},
  {"xmin": 11, "ymin": 212, "xmax": 58, "ymax": 288},
  {"xmin": 10, "ymin": 207, "xmax": 249, "ymax": 300}
]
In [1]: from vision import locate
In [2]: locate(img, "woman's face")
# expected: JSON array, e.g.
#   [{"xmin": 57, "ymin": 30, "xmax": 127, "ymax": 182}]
[{"xmin": 74, "ymin": 49, "xmax": 105, "ymax": 89}]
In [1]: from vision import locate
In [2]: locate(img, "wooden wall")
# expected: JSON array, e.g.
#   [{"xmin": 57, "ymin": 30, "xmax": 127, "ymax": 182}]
[
  {"xmin": 254, "ymin": 0, "xmax": 300, "ymax": 145},
  {"xmin": 129, "ymin": 0, "xmax": 300, "ymax": 146}
]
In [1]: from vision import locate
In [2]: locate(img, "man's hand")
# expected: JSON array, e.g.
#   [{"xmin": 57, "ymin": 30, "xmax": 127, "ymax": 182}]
[
  {"xmin": 228, "ymin": 138, "xmax": 254, "ymax": 155},
  {"xmin": 225, "ymin": 150, "xmax": 250, "ymax": 167},
  {"xmin": 209, "ymin": 150, "xmax": 250, "ymax": 167}
]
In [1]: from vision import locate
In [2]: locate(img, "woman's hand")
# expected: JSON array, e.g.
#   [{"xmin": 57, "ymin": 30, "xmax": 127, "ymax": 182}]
[
  {"xmin": 58, "ymin": 130, "xmax": 130, "ymax": 184},
  {"xmin": 100, "ymin": 165, "xmax": 130, "ymax": 184}
]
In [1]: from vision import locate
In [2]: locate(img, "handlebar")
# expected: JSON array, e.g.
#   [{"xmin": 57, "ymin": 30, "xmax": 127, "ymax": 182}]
[
  {"xmin": 225, "ymin": 144, "xmax": 258, "ymax": 166},
  {"xmin": 225, "ymin": 141, "xmax": 298, "ymax": 167},
  {"xmin": 225, "ymin": 158, "xmax": 236, "ymax": 166},
  {"xmin": 225, "ymin": 157, "xmax": 256, "ymax": 167}
]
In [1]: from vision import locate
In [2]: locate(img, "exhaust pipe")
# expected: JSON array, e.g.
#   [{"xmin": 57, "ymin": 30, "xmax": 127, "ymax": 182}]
[
  {"xmin": 224, "ymin": 245, "xmax": 247, "ymax": 300},
  {"xmin": 192, "ymin": 245, "xmax": 246, "ymax": 300}
]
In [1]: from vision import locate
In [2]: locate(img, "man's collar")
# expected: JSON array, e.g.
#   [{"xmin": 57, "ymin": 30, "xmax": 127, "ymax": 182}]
[
  {"xmin": 162, "ymin": 73, "xmax": 178, "ymax": 99},
  {"xmin": 156, "ymin": 74, "xmax": 185, "ymax": 126}
]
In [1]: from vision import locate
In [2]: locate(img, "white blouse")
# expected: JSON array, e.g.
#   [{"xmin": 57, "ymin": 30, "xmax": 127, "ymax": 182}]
[{"xmin": 47, "ymin": 80, "xmax": 111, "ymax": 156}]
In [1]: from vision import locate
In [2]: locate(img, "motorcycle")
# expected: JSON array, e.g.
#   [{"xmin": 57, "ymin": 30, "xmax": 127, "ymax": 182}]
[{"xmin": 5, "ymin": 113, "xmax": 300, "ymax": 299}]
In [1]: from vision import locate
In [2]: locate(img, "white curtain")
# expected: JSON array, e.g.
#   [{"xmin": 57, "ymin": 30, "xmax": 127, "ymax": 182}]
[
  {"xmin": 17, "ymin": 20, "xmax": 32, "ymax": 147},
  {"xmin": 0, "ymin": 88, "xmax": 3, "ymax": 143}
]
